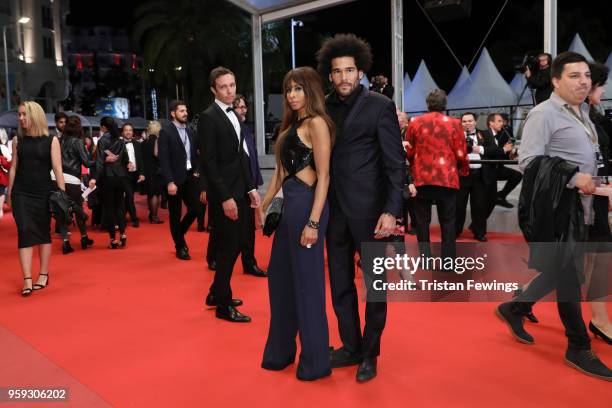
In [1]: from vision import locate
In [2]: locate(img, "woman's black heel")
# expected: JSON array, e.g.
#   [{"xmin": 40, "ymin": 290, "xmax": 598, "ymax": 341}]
[
  {"xmin": 21, "ymin": 277, "xmax": 33, "ymax": 297},
  {"xmin": 33, "ymin": 273, "xmax": 49, "ymax": 290},
  {"xmin": 120, "ymin": 234, "xmax": 127, "ymax": 248}
]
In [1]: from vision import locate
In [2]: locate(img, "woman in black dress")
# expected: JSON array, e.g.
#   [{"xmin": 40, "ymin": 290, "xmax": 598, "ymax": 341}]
[
  {"xmin": 88, "ymin": 117, "xmax": 130, "ymax": 249},
  {"xmin": 8, "ymin": 101, "xmax": 66, "ymax": 296},
  {"xmin": 141, "ymin": 120, "xmax": 164, "ymax": 223},
  {"xmin": 260, "ymin": 67, "xmax": 334, "ymax": 381}
]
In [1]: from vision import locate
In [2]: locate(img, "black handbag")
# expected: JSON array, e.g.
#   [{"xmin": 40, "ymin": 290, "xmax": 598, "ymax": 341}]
[
  {"xmin": 263, "ymin": 189, "xmax": 284, "ymax": 237},
  {"xmin": 49, "ymin": 189, "xmax": 77, "ymax": 225}
]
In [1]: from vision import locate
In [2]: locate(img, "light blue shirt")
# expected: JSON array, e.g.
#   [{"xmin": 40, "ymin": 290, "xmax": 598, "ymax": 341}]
[{"xmin": 173, "ymin": 121, "xmax": 192, "ymax": 170}]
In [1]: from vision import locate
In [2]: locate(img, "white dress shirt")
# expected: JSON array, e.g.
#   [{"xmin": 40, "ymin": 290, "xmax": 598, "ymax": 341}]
[
  {"xmin": 125, "ymin": 140, "xmax": 137, "ymax": 172},
  {"xmin": 215, "ymin": 99, "xmax": 249, "ymax": 156},
  {"xmin": 466, "ymin": 131, "xmax": 484, "ymax": 169}
]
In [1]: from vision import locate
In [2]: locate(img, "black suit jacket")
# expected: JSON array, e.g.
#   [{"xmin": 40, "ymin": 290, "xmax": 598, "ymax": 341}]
[
  {"xmin": 326, "ymin": 87, "xmax": 405, "ymax": 219},
  {"xmin": 158, "ymin": 121, "xmax": 199, "ymax": 186},
  {"xmin": 197, "ymin": 103, "xmax": 254, "ymax": 202},
  {"xmin": 125, "ymin": 140, "xmax": 145, "ymax": 177},
  {"xmin": 477, "ymin": 129, "xmax": 504, "ymax": 185}
]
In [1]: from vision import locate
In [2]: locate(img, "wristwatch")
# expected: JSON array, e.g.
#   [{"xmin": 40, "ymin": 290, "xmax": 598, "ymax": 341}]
[{"xmin": 307, "ymin": 219, "xmax": 320, "ymax": 229}]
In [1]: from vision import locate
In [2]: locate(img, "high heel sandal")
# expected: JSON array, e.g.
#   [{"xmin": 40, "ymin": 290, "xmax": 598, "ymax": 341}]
[
  {"xmin": 108, "ymin": 240, "xmax": 120, "ymax": 249},
  {"xmin": 33, "ymin": 273, "xmax": 49, "ymax": 291},
  {"xmin": 21, "ymin": 277, "xmax": 33, "ymax": 297},
  {"xmin": 589, "ymin": 321, "xmax": 612, "ymax": 345},
  {"xmin": 119, "ymin": 234, "xmax": 127, "ymax": 248}
]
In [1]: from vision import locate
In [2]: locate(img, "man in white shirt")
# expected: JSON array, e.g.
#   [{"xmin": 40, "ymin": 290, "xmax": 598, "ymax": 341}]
[{"xmin": 122, "ymin": 123, "xmax": 145, "ymax": 227}]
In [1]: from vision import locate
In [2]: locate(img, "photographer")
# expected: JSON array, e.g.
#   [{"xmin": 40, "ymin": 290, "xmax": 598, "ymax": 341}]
[{"xmin": 525, "ymin": 53, "xmax": 553, "ymax": 105}]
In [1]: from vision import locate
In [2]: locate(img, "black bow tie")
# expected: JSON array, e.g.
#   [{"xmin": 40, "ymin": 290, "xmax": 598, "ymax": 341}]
[
  {"xmin": 226, "ymin": 107, "xmax": 234, "ymax": 113},
  {"xmin": 125, "ymin": 140, "xmax": 133, "ymax": 144},
  {"xmin": 467, "ymin": 132, "xmax": 476, "ymax": 137}
]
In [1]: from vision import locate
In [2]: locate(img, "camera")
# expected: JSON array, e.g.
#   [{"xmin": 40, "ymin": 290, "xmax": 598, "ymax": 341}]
[
  {"xmin": 514, "ymin": 52, "xmax": 539, "ymax": 73},
  {"xmin": 466, "ymin": 135, "xmax": 474, "ymax": 152}
]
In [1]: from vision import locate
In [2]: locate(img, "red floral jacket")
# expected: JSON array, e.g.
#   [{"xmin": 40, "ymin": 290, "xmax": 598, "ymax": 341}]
[{"xmin": 405, "ymin": 112, "xmax": 469, "ymax": 189}]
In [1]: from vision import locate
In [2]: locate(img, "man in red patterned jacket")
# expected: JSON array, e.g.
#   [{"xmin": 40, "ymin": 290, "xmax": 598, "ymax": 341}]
[{"xmin": 405, "ymin": 89, "xmax": 469, "ymax": 260}]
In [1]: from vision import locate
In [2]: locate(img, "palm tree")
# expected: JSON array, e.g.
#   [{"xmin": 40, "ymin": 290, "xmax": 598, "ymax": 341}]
[{"xmin": 131, "ymin": 0, "xmax": 253, "ymax": 114}]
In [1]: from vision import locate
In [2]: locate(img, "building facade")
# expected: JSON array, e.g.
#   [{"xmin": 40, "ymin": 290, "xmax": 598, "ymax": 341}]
[{"xmin": 1, "ymin": 0, "xmax": 69, "ymax": 111}]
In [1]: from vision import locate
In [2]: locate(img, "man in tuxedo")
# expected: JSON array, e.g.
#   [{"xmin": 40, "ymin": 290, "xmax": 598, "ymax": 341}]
[
  {"xmin": 456, "ymin": 112, "xmax": 497, "ymax": 242},
  {"xmin": 482, "ymin": 113, "xmax": 522, "ymax": 209},
  {"xmin": 53, "ymin": 112, "xmax": 67, "ymax": 139},
  {"xmin": 198, "ymin": 67, "xmax": 260, "ymax": 323},
  {"xmin": 205, "ymin": 94, "xmax": 267, "ymax": 278},
  {"xmin": 122, "ymin": 123, "xmax": 145, "ymax": 227},
  {"xmin": 158, "ymin": 100, "xmax": 201, "ymax": 260},
  {"xmin": 316, "ymin": 34, "xmax": 405, "ymax": 382}
]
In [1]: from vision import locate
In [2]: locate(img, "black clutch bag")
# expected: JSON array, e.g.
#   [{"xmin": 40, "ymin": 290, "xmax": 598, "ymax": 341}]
[{"xmin": 263, "ymin": 191, "xmax": 284, "ymax": 237}]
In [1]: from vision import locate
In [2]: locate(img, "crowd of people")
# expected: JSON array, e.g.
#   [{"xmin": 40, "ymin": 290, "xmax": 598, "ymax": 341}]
[{"xmin": 1, "ymin": 34, "xmax": 611, "ymax": 383}]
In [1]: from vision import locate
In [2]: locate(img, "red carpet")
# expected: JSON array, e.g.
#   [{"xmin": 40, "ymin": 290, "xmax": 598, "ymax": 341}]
[{"xmin": 0, "ymin": 197, "xmax": 610, "ymax": 407}]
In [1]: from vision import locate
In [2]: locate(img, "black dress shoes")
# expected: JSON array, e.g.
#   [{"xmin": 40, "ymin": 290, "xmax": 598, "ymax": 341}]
[
  {"xmin": 356, "ymin": 358, "xmax": 377, "ymax": 382},
  {"xmin": 329, "ymin": 347, "xmax": 361, "ymax": 368},
  {"xmin": 205, "ymin": 294, "xmax": 243, "ymax": 307},
  {"xmin": 474, "ymin": 235, "xmax": 488, "ymax": 242},
  {"xmin": 589, "ymin": 321, "xmax": 612, "ymax": 345},
  {"xmin": 62, "ymin": 241, "xmax": 74, "ymax": 254},
  {"xmin": 513, "ymin": 288, "xmax": 539, "ymax": 323},
  {"xmin": 244, "ymin": 265, "xmax": 267, "ymax": 277},
  {"xmin": 176, "ymin": 246, "xmax": 191, "ymax": 260},
  {"xmin": 149, "ymin": 215, "xmax": 164, "ymax": 224},
  {"xmin": 207, "ymin": 260, "xmax": 217, "ymax": 270},
  {"xmin": 197, "ymin": 223, "xmax": 205, "ymax": 232},
  {"xmin": 496, "ymin": 302, "xmax": 534, "ymax": 344},
  {"xmin": 565, "ymin": 349, "xmax": 612, "ymax": 381},
  {"xmin": 132, "ymin": 219, "xmax": 140, "ymax": 228},
  {"xmin": 215, "ymin": 305, "xmax": 251, "ymax": 323},
  {"xmin": 496, "ymin": 197, "xmax": 514, "ymax": 208}
]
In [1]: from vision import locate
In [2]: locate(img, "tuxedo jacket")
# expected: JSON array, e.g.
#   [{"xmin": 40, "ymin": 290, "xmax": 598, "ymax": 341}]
[
  {"xmin": 243, "ymin": 124, "xmax": 263, "ymax": 188},
  {"xmin": 124, "ymin": 140, "xmax": 145, "ymax": 177},
  {"xmin": 158, "ymin": 121, "xmax": 199, "ymax": 186},
  {"xmin": 326, "ymin": 87, "xmax": 405, "ymax": 219},
  {"xmin": 197, "ymin": 103, "xmax": 254, "ymax": 203},
  {"xmin": 468, "ymin": 129, "xmax": 499, "ymax": 186}
]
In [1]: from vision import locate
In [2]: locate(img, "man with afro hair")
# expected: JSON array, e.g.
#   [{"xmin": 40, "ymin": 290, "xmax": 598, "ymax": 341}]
[{"xmin": 316, "ymin": 33, "xmax": 405, "ymax": 382}]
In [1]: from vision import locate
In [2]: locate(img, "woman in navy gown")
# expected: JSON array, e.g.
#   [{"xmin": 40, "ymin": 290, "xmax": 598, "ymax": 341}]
[{"xmin": 261, "ymin": 67, "xmax": 334, "ymax": 381}]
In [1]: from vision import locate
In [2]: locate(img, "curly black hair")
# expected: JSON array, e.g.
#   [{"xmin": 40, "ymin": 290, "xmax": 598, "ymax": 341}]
[{"xmin": 316, "ymin": 33, "xmax": 373, "ymax": 78}]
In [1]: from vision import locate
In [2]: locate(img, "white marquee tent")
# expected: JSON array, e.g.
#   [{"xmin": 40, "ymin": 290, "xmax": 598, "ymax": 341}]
[{"xmin": 404, "ymin": 60, "xmax": 439, "ymax": 113}]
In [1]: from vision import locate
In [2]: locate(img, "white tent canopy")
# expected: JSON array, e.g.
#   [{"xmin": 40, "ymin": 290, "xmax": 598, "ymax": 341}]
[
  {"xmin": 446, "ymin": 48, "xmax": 517, "ymax": 110},
  {"xmin": 402, "ymin": 73, "xmax": 411, "ymax": 109},
  {"xmin": 606, "ymin": 51, "xmax": 612, "ymax": 71},
  {"xmin": 567, "ymin": 33, "xmax": 594, "ymax": 61},
  {"xmin": 404, "ymin": 60, "xmax": 439, "ymax": 113},
  {"xmin": 508, "ymin": 73, "xmax": 534, "ymax": 106},
  {"xmin": 448, "ymin": 66, "xmax": 470, "ymax": 99}
]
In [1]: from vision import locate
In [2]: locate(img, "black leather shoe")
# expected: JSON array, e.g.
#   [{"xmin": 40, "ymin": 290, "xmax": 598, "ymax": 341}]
[
  {"xmin": 216, "ymin": 305, "xmax": 251, "ymax": 323},
  {"xmin": 62, "ymin": 241, "xmax": 74, "ymax": 254},
  {"xmin": 207, "ymin": 260, "xmax": 217, "ymax": 270},
  {"xmin": 496, "ymin": 302, "xmax": 534, "ymax": 344},
  {"xmin": 513, "ymin": 288, "xmax": 539, "ymax": 323},
  {"xmin": 496, "ymin": 197, "xmax": 514, "ymax": 208},
  {"xmin": 329, "ymin": 347, "xmax": 361, "ymax": 368},
  {"xmin": 176, "ymin": 247, "xmax": 191, "ymax": 260},
  {"xmin": 132, "ymin": 219, "xmax": 140, "ymax": 228},
  {"xmin": 197, "ymin": 224, "xmax": 205, "ymax": 232},
  {"xmin": 244, "ymin": 265, "xmax": 267, "ymax": 277},
  {"xmin": 205, "ymin": 294, "xmax": 243, "ymax": 307},
  {"xmin": 80, "ymin": 236, "xmax": 94, "ymax": 250},
  {"xmin": 589, "ymin": 321, "xmax": 612, "ymax": 345},
  {"xmin": 356, "ymin": 358, "xmax": 377, "ymax": 383},
  {"xmin": 149, "ymin": 215, "xmax": 164, "ymax": 224},
  {"xmin": 474, "ymin": 235, "xmax": 488, "ymax": 242},
  {"xmin": 565, "ymin": 349, "xmax": 612, "ymax": 381}
]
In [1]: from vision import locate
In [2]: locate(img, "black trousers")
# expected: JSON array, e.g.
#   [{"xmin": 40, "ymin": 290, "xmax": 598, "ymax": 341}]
[
  {"xmin": 208, "ymin": 194, "xmax": 251, "ymax": 306},
  {"xmin": 167, "ymin": 174, "xmax": 200, "ymax": 249},
  {"xmin": 515, "ymin": 262, "xmax": 590, "ymax": 351},
  {"xmin": 102, "ymin": 176, "xmax": 127, "ymax": 238},
  {"xmin": 413, "ymin": 185, "xmax": 457, "ymax": 259},
  {"xmin": 496, "ymin": 165, "xmax": 522, "ymax": 200},
  {"xmin": 326, "ymin": 206, "xmax": 387, "ymax": 359},
  {"xmin": 456, "ymin": 171, "xmax": 495, "ymax": 237},
  {"xmin": 123, "ymin": 172, "xmax": 139, "ymax": 221},
  {"xmin": 207, "ymin": 207, "xmax": 258, "ymax": 270},
  {"xmin": 59, "ymin": 183, "xmax": 88, "ymax": 238}
]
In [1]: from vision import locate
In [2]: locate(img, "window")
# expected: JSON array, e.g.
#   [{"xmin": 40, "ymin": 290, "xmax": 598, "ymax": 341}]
[
  {"xmin": 43, "ymin": 36, "xmax": 54, "ymax": 60},
  {"xmin": 42, "ymin": 6, "xmax": 53, "ymax": 29}
]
